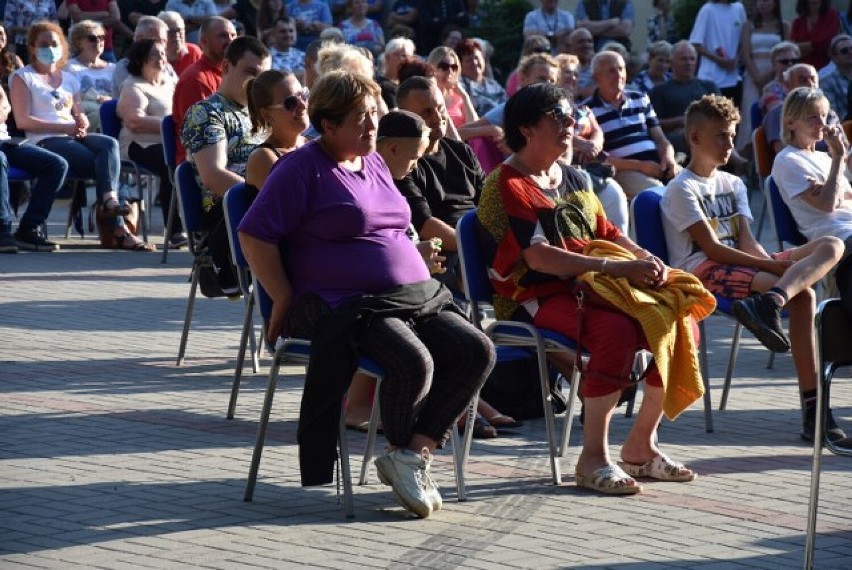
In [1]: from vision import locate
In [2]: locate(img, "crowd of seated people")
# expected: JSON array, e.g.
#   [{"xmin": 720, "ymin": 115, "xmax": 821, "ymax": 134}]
[{"xmin": 6, "ymin": 0, "xmax": 852, "ymax": 514}]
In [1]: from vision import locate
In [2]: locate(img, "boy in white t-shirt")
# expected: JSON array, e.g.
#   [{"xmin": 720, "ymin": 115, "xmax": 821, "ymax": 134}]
[{"xmin": 661, "ymin": 94, "xmax": 846, "ymax": 442}]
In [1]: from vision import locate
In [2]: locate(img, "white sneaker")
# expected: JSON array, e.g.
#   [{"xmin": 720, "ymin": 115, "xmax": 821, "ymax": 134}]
[
  {"xmin": 374, "ymin": 448, "xmax": 433, "ymax": 518},
  {"xmin": 421, "ymin": 450, "xmax": 443, "ymax": 512}
]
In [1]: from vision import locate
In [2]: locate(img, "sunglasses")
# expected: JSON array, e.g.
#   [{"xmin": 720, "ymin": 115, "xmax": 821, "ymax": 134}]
[
  {"xmin": 546, "ymin": 105, "xmax": 573, "ymax": 129},
  {"xmin": 86, "ymin": 34, "xmax": 105, "ymax": 42},
  {"xmin": 437, "ymin": 61, "xmax": 459, "ymax": 72},
  {"xmin": 778, "ymin": 58, "xmax": 800, "ymax": 66},
  {"xmin": 532, "ymin": 45, "xmax": 552, "ymax": 54},
  {"xmin": 838, "ymin": 47, "xmax": 852, "ymax": 55},
  {"xmin": 270, "ymin": 87, "xmax": 309, "ymax": 111}
]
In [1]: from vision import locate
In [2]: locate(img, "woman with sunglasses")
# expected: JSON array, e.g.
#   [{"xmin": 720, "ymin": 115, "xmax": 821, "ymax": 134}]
[
  {"xmin": 244, "ymin": 69, "xmax": 308, "ymax": 198},
  {"xmin": 11, "ymin": 21, "xmax": 153, "ymax": 251},
  {"xmin": 117, "ymin": 39, "xmax": 180, "ymax": 246},
  {"xmin": 477, "ymin": 83, "xmax": 701, "ymax": 495},
  {"xmin": 759, "ymin": 41, "xmax": 802, "ymax": 117},
  {"xmin": 66, "ymin": 20, "xmax": 115, "ymax": 132},
  {"xmin": 426, "ymin": 46, "xmax": 475, "ymax": 129}
]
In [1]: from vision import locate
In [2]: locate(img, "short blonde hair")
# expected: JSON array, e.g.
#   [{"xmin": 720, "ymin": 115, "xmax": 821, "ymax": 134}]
[
  {"xmin": 309, "ymin": 70, "xmax": 380, "ymax": 134},
  {"xmin": 517, "ymin": 53, "xmax": 558, "ymax": 79},
  {"xmin": 69, "ymin": 20, "xmax": 103, "ymax": 54},
  {"xmin": 426, "ymin": 46, "xmax": 459, "ymax": 69},
  {"xmin": 781, "ymin": 87, "xmax": 829, "ymax": 145},
  {"xmin": 316, "ymin": 42, "xmax": 373, "ymax": 78}
]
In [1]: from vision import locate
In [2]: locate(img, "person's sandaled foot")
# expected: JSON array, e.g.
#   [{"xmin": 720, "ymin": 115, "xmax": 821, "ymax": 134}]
[
  {"xmin": 486, "ymin": 413, "xmax": 523, "ymax": 430},
  {"xmin": 575, "ymin": 464, "xmax": 642, "ymax": 495},
  {"xmin": 459, "ymin": 416, "xmax": 497, "ymax": 439},
  {"xmin": 103, "ymin": 198, "xmax": 133, "ymax": 217},
  {"xmin": 116, "ymin": 231, "xmax": 155, "ymax": 252},
  {"xmin": 618, "ymin": 453, "xmax": 697, "ymax": 482}
]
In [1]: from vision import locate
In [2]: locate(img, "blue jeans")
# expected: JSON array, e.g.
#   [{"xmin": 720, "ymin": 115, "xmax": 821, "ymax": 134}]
[
  {"xmin": 0, "ymin": 151, "xmax": 11, "ymax": 235},
  {"xmin": 2, "ymin": 143, "xmax": 68, "ymax": 232},
  {"xmin": 38, "ymin": 134, "xmax": 119, "ymax": 201}
]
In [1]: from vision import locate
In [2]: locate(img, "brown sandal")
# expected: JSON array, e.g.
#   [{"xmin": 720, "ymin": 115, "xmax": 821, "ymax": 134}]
[
  {"xmin": 103, "ymin": 198, "xmax": 133, "ymax": 217},
  {"xmin": 116, "ymin": 231, "xmax": 155, "ymax": 252}
]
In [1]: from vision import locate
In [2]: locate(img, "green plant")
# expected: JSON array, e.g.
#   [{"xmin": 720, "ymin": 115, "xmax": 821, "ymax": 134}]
[
  {"xmin": 673, "ymin": 0, "xmax": 706, "ymax": 41},
  {"xmin": 472, "ymin": 0, "xmax": 533, "ymax": 80}
]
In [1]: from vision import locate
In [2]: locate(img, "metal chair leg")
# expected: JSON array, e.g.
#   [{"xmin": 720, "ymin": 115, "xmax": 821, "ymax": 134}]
[
  {"xmin": 358, "ymin": 378, "xmax": 383, "ymax": 485},
  {"xmin": 536, "ymin": 343, "xmax": 562, "ymax": 485},
  {"xmin": 455, "ymin": 395, "xmax": 477, "ymax": 502},
  {"xmin": 719, "ymin": 323, "xmax": 743, "ymax": 411},
  {"xmin": 766, "ymin": 350, "xmax": 776, "ymax": 370},
  {"xmin": 227, "ymin": 293, "xmax": 255, "ymax": 419},
  {"xmin": 243, "ymin": 348, "xmax": 283, "ymax": 502},
  {"xmin": 559, "ymin": 363, "xmax": 581, "ymax": 461},
  {"xmin": 161, "ymin": 190, "xmax": 178, "ymax": 264},
  {"xmin": 176, "ymin": 262, "xmax": 200, "ymax": 366},
  {"xmin": 698, "ymin": 320, "xmax": 714, "ymax": 433},
  {"xmin": 338, "ymin": 408, "xmax": 355, "ymax": 518},
  {"xmin": 804, "ymin": 366, "xmax": 829, "ymax": 569}
]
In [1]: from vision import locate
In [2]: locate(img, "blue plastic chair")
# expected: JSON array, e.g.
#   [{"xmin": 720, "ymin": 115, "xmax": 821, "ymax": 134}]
[
  {"xmin": 455, "ymin": 210, "xmax": 582, "ymax": 484},
  {"xmin": 160, "ymin": 115, "xmax": 179, "ymax": 264},
  {"xmin": 749, "ymin": 100, "xmax": 762, "ymax": 134},
  {"xmin": 174, "ymin": 161, "xmax": 218, "ymax": 366},
  {"xmin": 222, "ymin": 183, "xmax": 262, "ymax": 419},
  {"xmin": 632, "ymin": 186, "xmax": 779, "ymax": 420},
  {"xmin": 99, "ymin": 99, "xmax": 152, "ymax": 241},
  {"xmin": 766, "ymin": 175, "xmax": 807, "ymax": 251}
]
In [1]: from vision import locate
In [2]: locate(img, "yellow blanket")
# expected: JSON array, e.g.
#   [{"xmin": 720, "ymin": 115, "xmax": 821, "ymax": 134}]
[{"xmin": 577, "ymin": 240, "xmax": 716, "ymax": 420}]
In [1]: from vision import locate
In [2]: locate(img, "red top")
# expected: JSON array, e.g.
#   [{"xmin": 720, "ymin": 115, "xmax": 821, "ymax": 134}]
[
  {"xmin": 172, "ymin": 55, "xmax": 223, "ymax": 164},
  {"xmin": 791, "ymin": 9, "xmax": 841, "ymax": 70},
  {"xmin": 173, "ymin": 43, "xmax": 203, "ymax": 77},
  {"xmin": 67, "ymin": 0, "xmax": 114, "ymax": 50}
]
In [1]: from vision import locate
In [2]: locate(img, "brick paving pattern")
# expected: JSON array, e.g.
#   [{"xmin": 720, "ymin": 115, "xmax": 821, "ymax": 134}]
[{"xmin": 1, "ymin": 201, "xmax": 851, "ymax": 569}]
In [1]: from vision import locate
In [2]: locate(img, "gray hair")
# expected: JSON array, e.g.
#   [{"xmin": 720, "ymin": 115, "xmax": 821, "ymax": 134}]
[
  {"xmin": 385, "ymin": 37, "xmax": 415, "ymax": 57},
  {"xmin": 135, "ymin": 16, "xmax": 167, "ymax": 41},
  {"xmin": 600, "ymin": 41, "xmax": 628, "ymax": 60},
  {"xmin": 647, "ymin": 40, "xmax": 672, "ymax": 59},
  {"xmin": 157, "ymin": 10, "xmax": 185, "ymax": 29},
  {"xmin": 770, "ymin": 41, "xmax": 801, "ymax": 63},
  {"xmin": 591, "ymin": 50, "xmax": 624, "ymax": 76},
  {"xmin": 671, "ymin": 40, "xmax": 695, "ymax": 57},
  {"xmin": 782, "ymin": 63, "xmax": 818, "ymax": 84},
  {"xmin": 781, "ymin": 87, "xmax": 829, "ymax": 145}
]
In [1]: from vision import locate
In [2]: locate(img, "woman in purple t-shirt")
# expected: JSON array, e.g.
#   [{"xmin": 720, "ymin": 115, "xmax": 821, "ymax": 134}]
[{"xmin": 238, "ymin": 71, "xmax": 494, "ymax": 519}]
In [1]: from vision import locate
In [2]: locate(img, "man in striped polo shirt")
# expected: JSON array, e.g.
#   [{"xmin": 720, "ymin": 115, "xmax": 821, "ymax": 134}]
[{"xmin": 583, "ymin": 50, "xmax": 679, "ymax": 199}]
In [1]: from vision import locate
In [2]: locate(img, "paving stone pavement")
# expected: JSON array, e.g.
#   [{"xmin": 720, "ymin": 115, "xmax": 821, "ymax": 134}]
[{"xmin": 1, "ymin": 201, "xmax": 852, "ymax": 569}]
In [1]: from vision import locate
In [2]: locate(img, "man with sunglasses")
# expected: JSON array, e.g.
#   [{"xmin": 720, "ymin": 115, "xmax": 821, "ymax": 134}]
[{"xmin": 823, "ymin": 35, "xmax": 852, "ymax": 122}]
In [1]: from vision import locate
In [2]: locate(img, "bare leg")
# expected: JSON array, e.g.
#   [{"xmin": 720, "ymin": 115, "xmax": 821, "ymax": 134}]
[
  {"xmin": 619, "ymin": 384, "xmax": 665, "ymax": 464},
  {"xmin": 345, "ymin": 372, "xmax": 376, "ymax": 426},
  {"xmin": 751, "ymin": 237, "xmax": 843, "ymax": 299},
  {"xmin": 574, "ymin": 390, "xmax": 621, "ymax": 476},
  {"xmin": 785, "ymin": 289, "xmax": 818, "ymax": 393}
]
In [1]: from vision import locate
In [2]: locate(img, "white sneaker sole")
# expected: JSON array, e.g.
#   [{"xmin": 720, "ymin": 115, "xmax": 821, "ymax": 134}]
[{"xmin": 374, "ymin": 457, "xmax": 432, "ymax": 519}]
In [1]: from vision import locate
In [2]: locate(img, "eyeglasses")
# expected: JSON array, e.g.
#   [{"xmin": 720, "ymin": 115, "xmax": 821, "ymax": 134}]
[
  {"xmin": 532, "ymin": 45, "xmax": 552, "ymax": 54},
  {"xmin": 545, "ymin": 105, "xmax": 573, "ymax": 129},
  {"xmin": 269, "ymin": 88, "xmax": 309, "ymax": 111},
  {"xmin": 436, "ymin": 61, "xmax": 459, "ymax": 72},
  {"xmin": 778, "ymin": 58, "xmax": 801, "ymax": 66},
  {"xmin": 86, "ymin": 34, "xmax": 105, "ymax": 42}
]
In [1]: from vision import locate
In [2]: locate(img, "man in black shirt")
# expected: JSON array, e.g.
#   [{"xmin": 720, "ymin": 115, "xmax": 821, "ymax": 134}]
[{"xmin": 395, "ymin": 75, "xmax": 485, "ymax": 289}]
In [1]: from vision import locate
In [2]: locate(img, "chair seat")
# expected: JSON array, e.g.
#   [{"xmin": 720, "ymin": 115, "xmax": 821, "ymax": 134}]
[
  {"xmin": 278, "ymin": 339, "xmax": 384, "ymax": 377},
  {"xmin": 9, "ymin": 167, "xmax": 30, "ymax": 181},
  {"xmin": 489, "ymin": 323, "xmax": 584, "ymax": 353},
  {"xmin": 714, "ymin": 293, "xmax": 788, "ymax": 319}
]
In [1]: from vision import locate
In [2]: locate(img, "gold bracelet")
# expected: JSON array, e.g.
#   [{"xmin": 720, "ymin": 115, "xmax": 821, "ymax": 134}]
[{"xmin": 600, "ymin": 259, "xmax": 608, "ymax": 274}]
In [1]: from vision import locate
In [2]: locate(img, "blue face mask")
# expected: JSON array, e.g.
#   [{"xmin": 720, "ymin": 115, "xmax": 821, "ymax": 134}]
[{"xmin": 36, "ymin": 46, "xmax": 63, "ymax": 65}]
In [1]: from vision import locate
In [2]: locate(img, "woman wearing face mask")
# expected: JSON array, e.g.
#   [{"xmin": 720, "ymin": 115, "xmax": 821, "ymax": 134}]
[{"xmin": 10, "ymin": 21, "xmax": 154, "ymax": 251}]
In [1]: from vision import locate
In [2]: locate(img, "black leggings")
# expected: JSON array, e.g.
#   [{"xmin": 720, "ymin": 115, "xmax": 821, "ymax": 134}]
[
  {"xmin": 128, "ymin": 142, "xmax": 182, "ymax": 235},
  {"xmin": 289, "ymin": 293, "xmax": 495, "ymax": 447}
]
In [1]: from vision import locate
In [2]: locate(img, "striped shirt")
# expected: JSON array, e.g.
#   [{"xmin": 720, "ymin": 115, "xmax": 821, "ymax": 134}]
[{"xmin": 583, "ymin": 89, "xmax": 660, "ymax": 162}]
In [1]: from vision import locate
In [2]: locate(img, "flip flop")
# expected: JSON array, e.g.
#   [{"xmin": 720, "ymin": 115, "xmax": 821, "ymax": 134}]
[
  {"xmin": 345, "ymin": 420, "xmax": 383, "ymax": 435},
  {"xmin": 618, "ymin": 454, "xmax": 697, "ymax": 482},
  {"xmin": 486, "ymin": 414, "xmax": 524, "ymax": 429},
  {"xmin": 459, "ymin": 416, "xmax": 497, "ymax": 439},
  {"xmin": 575, "ymin": 464, "xmax": 642, "ymax": 495}
]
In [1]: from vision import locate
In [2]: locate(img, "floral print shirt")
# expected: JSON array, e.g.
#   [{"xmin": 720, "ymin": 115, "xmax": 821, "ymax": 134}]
[{"xmin": 4, "ymin": 0, "xmax": 57, "ymax": 44}]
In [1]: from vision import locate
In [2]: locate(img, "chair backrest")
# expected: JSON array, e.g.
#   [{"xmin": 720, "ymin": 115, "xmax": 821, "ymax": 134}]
[
  {"xmin": 842, "ymin": 120, "xmax": 852, "ymax": 144},
  {"xmin": 161, "ymin": 115, "xmax": 177, "ymax": 173},
  {"xmin": 749, "ymin": 101, "xmax": 762, "ymax": 132},
  {"xmin": 456, "ymin": 210, "xmax": 495, "ymax": 304},
  {"xmin": 752, "ymin": 126, "xmax": 774, "ymax": 179},
  {"xmin": 766, "ymin": 175, "xmax": 806, "ymax": 248},
  {"xmin": 223, "ymin": 183, "xmax": 251, "ymax": 270},
  {"xmin": 818, "ymin": 298, "xmax": 852, "ymax": 367},
  {"xmin": 630, "ymin": 186, "xmax": 669, "ymax": 264},
  {"xmin": 175, "ymin": 161, "xmax": 205, "ymax": 235},
  {"xmin": 99, "ymin": 99, "xmax": 122, "ymax": 139}
]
